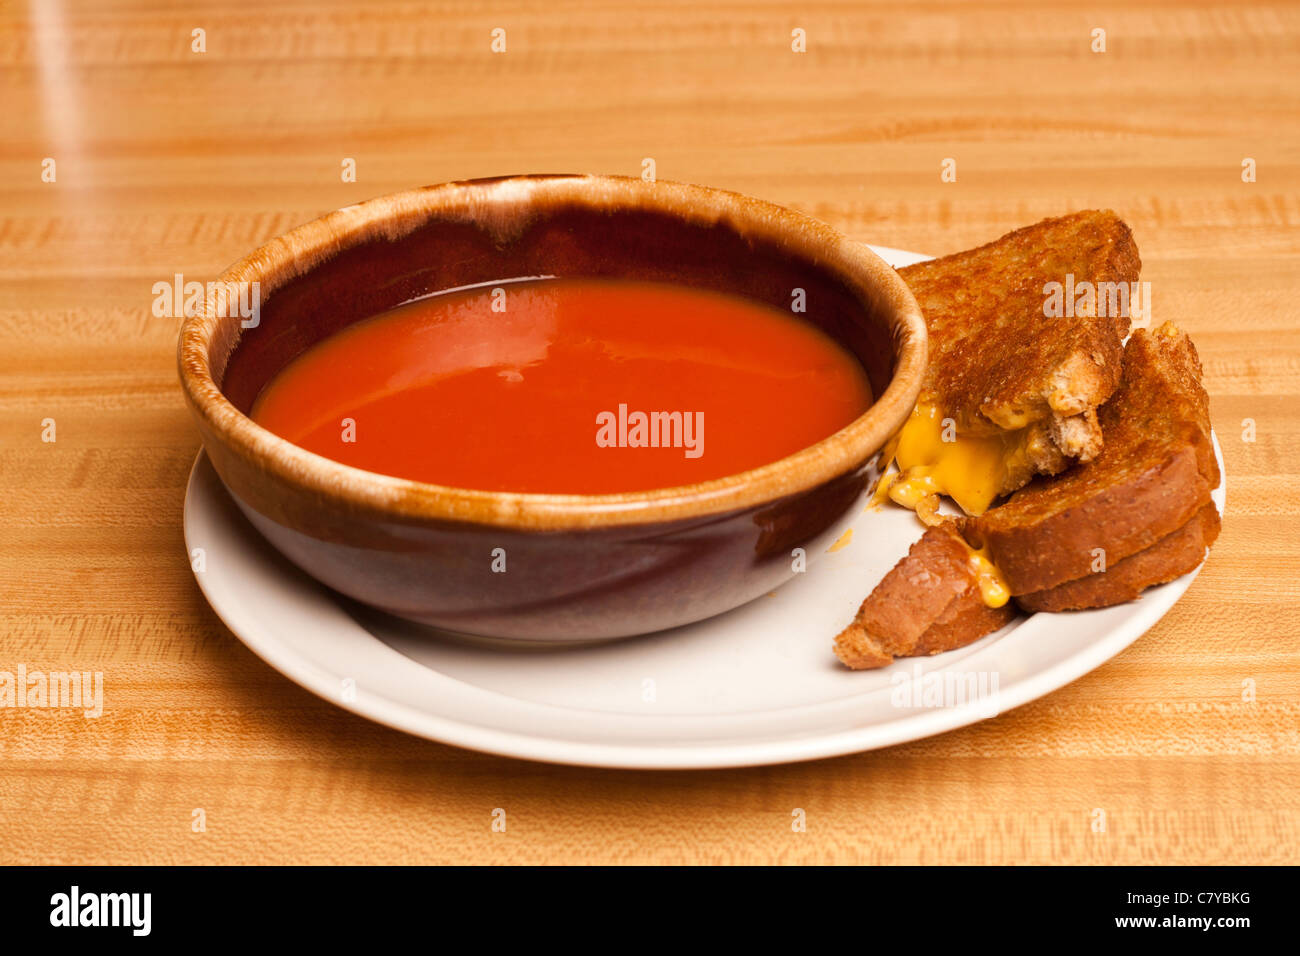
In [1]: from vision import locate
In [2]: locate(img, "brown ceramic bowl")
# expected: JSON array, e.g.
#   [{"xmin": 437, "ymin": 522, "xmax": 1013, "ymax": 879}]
[{"xmin": 179, "ymin": 174, "xmax": 926, "ymax": 642}]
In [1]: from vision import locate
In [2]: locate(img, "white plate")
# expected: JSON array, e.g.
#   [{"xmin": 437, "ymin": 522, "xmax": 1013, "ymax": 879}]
[{"xmin": 183, "ymin": 246, "xmax": 1226, "ymax": 769}]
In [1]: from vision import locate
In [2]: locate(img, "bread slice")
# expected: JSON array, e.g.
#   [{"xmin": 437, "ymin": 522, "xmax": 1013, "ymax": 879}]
[
  {"xmin": 1017, "ymin": 503, "xmax": 1220, "ymax": 612},
  {"xmin": 964, "ymin": 322, "xmax": 1219, "ymax": 595},
  {"xmin": 896, "ymin": 210, "xmax": 1140, "ymax": 501},
  {"xmin": 833, "ymin": 524, "xmax": 1016, "ymax": 670}
]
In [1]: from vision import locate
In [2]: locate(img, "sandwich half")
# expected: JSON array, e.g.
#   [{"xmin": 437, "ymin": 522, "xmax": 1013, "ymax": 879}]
[
  {"xmin": 964, "ymin": 322, "xmax": 1220, "ymax": 608},
  {"xmin": 833, "ymin": 523, "xmax": 1015, "ymax": 670},
  {"xmin": 890, "ymin": 210, "xmax": 1141, "ymax": 515}
]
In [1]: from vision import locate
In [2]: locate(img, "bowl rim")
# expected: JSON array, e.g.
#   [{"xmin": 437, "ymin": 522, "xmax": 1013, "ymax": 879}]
[{"xmin": 178, "ymin": 174, "xmax": 927, "ymax": 531}]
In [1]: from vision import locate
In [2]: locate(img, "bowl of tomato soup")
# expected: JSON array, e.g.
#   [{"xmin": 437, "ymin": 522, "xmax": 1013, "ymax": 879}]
[{"xmin": 179, "ymin": 175, "xmax": 926, "ymax": 642}]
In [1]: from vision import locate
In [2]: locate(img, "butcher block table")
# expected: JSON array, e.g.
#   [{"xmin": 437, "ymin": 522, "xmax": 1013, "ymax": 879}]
[{"xmin": 1, "ymin": 1, "xmax": 1297, "ymax": 865}]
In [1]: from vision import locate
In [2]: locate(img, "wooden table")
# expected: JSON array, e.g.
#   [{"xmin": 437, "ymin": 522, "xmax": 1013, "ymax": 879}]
[{"xmin": 2, "ymin": 0, "xmax": 1297, "ymax": 865}]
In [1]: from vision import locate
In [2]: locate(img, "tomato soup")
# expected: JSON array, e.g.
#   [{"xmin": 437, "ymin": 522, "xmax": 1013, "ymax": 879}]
[{"xmin": 250, "ymin": 278, "xmax": 873, "ymax": 493}]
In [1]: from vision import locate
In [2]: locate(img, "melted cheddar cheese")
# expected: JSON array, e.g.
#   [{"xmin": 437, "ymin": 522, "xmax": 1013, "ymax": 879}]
[
  {"xmin": 892, "ymin": 402, "xmax": 1033, "ymax": 516},
  {"xmin": 965, "ymin": 546, "xmax": 1011, "ymax": 608},
  {"xmin": 888, "ymin": 471, "xmax": 942, "ymax": 509},
  {"xmin": 876, "ymin": 403, "xmax": 1019, "ymax": 608}
]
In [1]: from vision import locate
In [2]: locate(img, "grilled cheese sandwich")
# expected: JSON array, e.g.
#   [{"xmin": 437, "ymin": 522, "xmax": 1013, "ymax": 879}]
[
  {"xmin": 890, "ymin": 211, "xmax": 1140, "ymax": 516},
  {"xmin": 838, "ymin": 322, "xmax": 1218, "ymax": 670}
]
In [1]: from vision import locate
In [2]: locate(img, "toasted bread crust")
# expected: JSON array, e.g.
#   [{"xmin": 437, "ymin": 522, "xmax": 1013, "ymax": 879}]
[
  {"xmin": 894, "ymin": 213, "xmax": 1138, "ymax": 426},
  {"xmin": 1016, "ymin": 503, "xmax": 1221, "ymax": 612},
  {"xmin": 899, "ymin": 210, "xmax": 1139, "ymax": 484},
  {"xmin": 966, "ymin": 324, "xmax": 1217, "ymax": 594},
  {"xmin": 913, "ymin": 592, "xmax": 1016, "ymax": 656},
  {"xmin": 834, "ymin": 525, "xmax": 971, "ymax": 666},
  {"xmin": 833, "ymin": 524, "xmax": 1014, "ymax": 670},
  {"xmin": 970, "ymin": 449, "xmax": 1209, "ymax": 593}
]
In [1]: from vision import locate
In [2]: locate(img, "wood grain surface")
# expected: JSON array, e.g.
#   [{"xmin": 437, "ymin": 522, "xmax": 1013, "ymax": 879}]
[{"xmin": 1, "ymin": 0, "xmax": 1297, "ymax": 865}]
